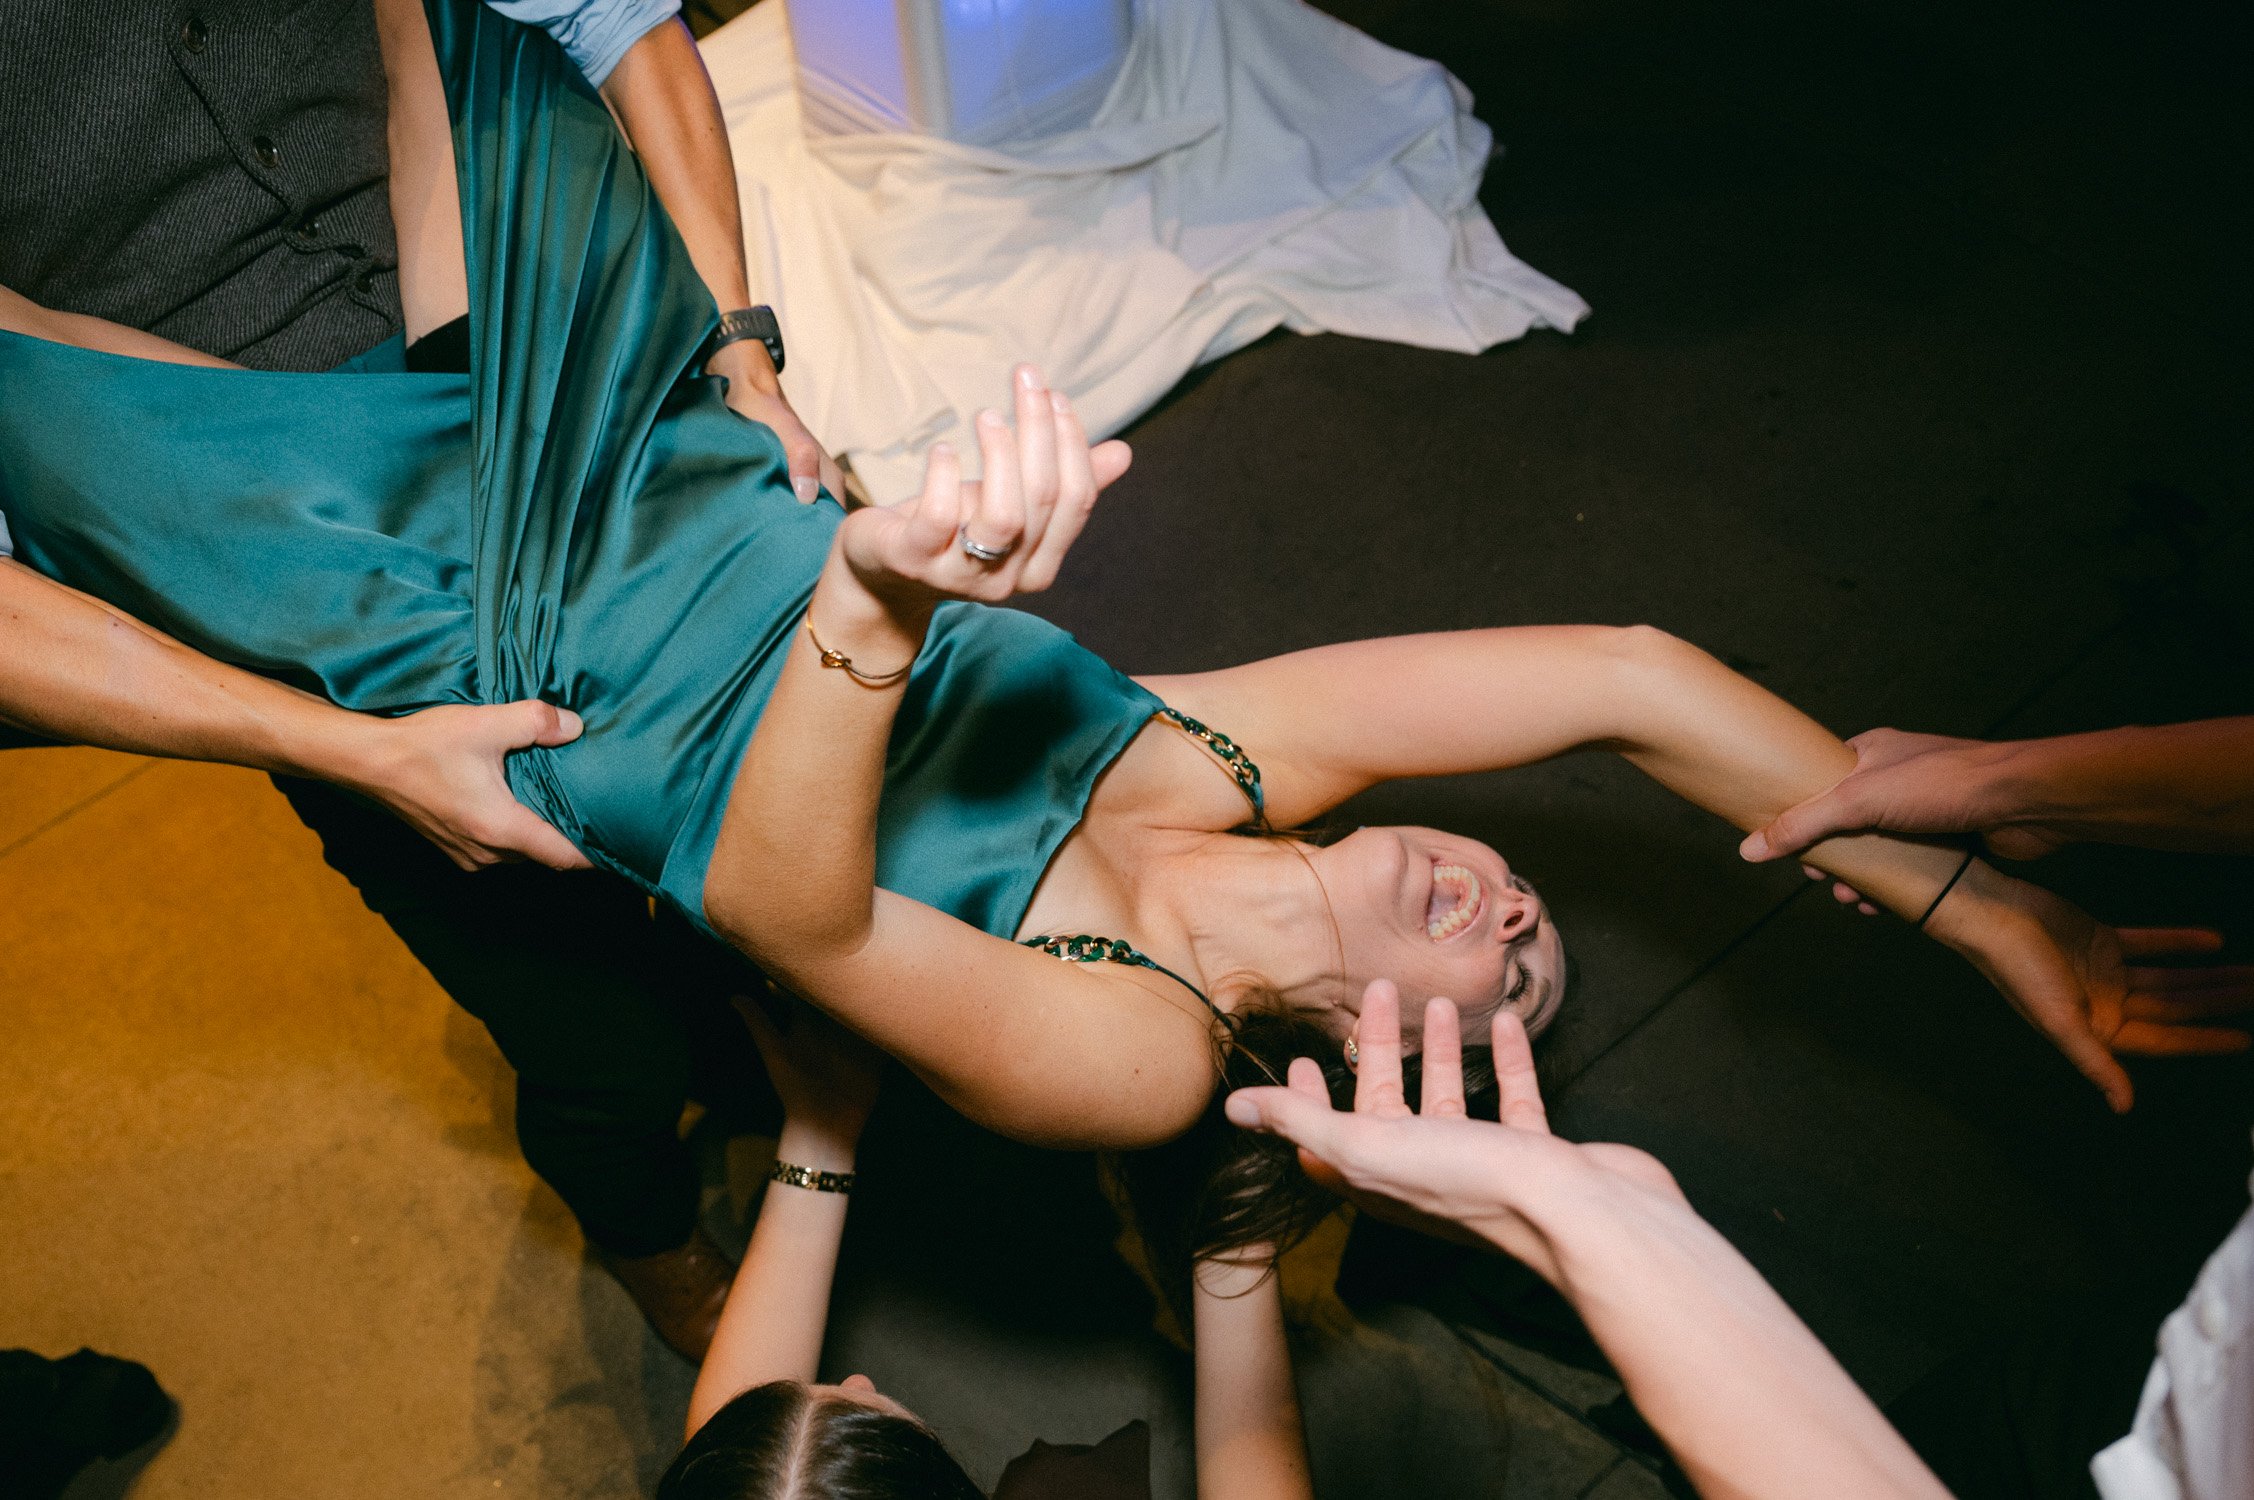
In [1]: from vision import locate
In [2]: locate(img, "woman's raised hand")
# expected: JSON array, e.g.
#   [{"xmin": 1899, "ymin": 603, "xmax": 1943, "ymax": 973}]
[{"xmin": 836, "ymin": 366, "xmax": 1131, "ymax": 617}]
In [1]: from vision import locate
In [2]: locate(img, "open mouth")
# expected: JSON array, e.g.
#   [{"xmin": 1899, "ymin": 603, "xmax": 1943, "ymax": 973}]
[{"xmin": 1426, "ymin": 861, "xmax": 1484, "ymax": 940}]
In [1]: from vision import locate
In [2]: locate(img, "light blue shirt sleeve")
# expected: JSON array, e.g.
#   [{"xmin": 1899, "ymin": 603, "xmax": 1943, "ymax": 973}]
[
  {"xmin": 0, "ymin": 508, "xmax": 13, "ymax": 559},
  {"xmin": 484, "ymin": 0, "xmax": 683, "ymax": 89}
]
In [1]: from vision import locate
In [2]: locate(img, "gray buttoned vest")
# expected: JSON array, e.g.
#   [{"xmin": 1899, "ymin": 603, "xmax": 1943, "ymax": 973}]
[{"xmin": 0, "ymin": 0, "xmax": 404, "ymax": 371}]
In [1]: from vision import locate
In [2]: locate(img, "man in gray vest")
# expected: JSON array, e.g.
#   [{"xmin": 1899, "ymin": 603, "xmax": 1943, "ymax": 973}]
[{"xmin": 0, "ymin": 0, "xmax": 828, "ymax": 1362}]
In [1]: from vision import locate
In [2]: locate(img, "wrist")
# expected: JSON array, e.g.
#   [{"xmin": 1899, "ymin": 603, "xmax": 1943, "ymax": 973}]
[
  {"xmin": 816, "ymin": 547, "xmax": 937, "ymax": 644},
  {"xmin": 274, "ymin": 696, "xmax": 388, "ymax": 788},
  {"xmin": 707, "ymin": 336, "xmax": 781, "ymax": 396},
  {"xmin": 1920, "ymin": 855, "xmax": 2010, "ymax": 951},
  {"xmin": 776, "ymin": 1120, "xmax": 860, "ymax": 1174}
]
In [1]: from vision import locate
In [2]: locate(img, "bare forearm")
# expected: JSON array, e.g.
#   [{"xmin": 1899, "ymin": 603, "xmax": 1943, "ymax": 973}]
[
  {"xmin": 1611, "ymin": 632, "xmax": 1974, "ymax": 919},
  {"xmin": 1192, "ymin": 1256, "xmax": 1314, "ymax": 1500},
  {"xmin": 0, "ymin": 561, "xmax": 364, "ymax": 777},
  {"xmin": 1, "ymin": 285, "xmax": 235, "ymax": 367},
  {"xmin": 685, "ymin": 1120, "xmax": 855, "ymax": 1435},
  {"xmin": 1996, "ymin": 720, "xmax": 2254, "ymax": 853},
  {"xmin": 707, "ymin": 557, "xmax": 927, "ymax": 954},
  {"xmin": 602, "ymin": 20, "xmax": 754, "ymax": 312},
  {"xmin": 1536, "ymin": 1189, "xmax": 1948, "ymax": 1500}
]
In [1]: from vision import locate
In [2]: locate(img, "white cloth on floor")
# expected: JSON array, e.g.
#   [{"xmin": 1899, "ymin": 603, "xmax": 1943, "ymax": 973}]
[
  {"xmin": 2091, "ymin": 1147, "xmax": 2254, "ymax": 1500},
  {"xmin": 701, "ymin": 0, "xmax": 1587, "ymax": 502}
]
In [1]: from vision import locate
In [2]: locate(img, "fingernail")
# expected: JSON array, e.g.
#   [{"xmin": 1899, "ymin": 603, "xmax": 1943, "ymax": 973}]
[
  {"xmin": 931, "ymin": 441, "xmax": 954, "ymax": 459},
  {"xmin": 1016, "ymin": 365, "xmax": 1041, "ymax": 390},
  {"xmin": 978, "ymin": 409, "xmax": 1003, "ymax": 429},
  {"xmin": 1050, "ymin": 390, "xmax": 1070, "ymax": 413},
  {"xmin": 1223, "ymin": 1093, "xmax": 1261, "ymax": 1126},
  {"xmin": 1740, "ymin": 832, "xmax": 1767, "ymax": 860},
  {"xmin": 558, "ymin": 708, "xmax": 585, "ymax": 737},
  {"xmin": 792, "ymin": 476, "xmax": 819, "ymax": 505}
]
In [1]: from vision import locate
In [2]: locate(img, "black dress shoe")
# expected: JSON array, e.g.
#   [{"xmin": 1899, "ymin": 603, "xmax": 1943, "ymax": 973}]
[{"xmin": 0, "ymin": 1347, "xmax": 176, "ymax": 1500}]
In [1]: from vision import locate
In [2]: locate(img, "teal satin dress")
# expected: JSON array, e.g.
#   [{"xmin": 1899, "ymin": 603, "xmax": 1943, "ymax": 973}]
[{"xmin": 0, "ymin": 0, "xmax": 1159, "ymax": 940}]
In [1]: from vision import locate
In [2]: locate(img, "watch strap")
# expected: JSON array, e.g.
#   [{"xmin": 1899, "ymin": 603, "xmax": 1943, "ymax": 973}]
[{"xmin": 707, "ymin": 305, "xmax": 784, "ymax": 375}]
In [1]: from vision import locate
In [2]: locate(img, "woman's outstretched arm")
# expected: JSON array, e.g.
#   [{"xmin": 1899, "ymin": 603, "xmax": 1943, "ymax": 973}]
[
  {"xmin": 705, "ymin": 371, "xmax": 1214, "ymax": 1149},
  {"xmin": 1148, "ymin": 628, "xmax": 2251, "ymax": 1109},
  {"xmin": 1147, "ymin": 625, "xmax": 1968, "ymax": 911}
]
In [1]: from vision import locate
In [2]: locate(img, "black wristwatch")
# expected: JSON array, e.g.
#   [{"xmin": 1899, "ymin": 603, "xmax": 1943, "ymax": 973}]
[{"xmin": 706, "ymin": 305, "xmax": 784, "ymax": 375}]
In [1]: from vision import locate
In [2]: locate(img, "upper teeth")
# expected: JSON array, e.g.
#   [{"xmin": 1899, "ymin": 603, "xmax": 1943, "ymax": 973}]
[{"xmin": 1428, "ymin": 863, "xmax": 1481, "ymax": 939}]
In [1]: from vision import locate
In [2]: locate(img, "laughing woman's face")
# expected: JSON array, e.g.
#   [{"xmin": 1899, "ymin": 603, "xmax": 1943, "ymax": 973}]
[{"xmin": 1309, "ymin": 825, "xmax": 1566, "ymax": 1050}]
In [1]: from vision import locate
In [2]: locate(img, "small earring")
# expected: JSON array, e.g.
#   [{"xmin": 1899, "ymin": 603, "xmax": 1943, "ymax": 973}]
[{"xmin": 1343, "ymin": 1036, "xmax": 1360, "ymax": 1069}]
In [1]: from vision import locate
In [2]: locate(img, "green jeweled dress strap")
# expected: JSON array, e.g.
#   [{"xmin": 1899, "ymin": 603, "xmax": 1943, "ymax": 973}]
[
  {"xmin": 1156, "ymin": 706, "xmax": 1265, "ymax": 823},
  {"xmin": 1022, "ymin": 933, "xmax": 1219, "ymax": 1016}
]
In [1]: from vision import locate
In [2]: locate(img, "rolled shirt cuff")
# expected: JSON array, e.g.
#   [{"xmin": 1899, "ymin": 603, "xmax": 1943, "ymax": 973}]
[{"xmin": 484, "ymin": 0, "xmax": 683, "ymax": 88}]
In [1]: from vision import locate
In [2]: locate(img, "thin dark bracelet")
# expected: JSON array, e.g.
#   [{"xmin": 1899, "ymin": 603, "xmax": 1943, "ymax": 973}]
[
  {"xmin": 770, "ymin": 1159, "xmax": 855, "ymax": 1194},
  {"xmin": 1917, "ymin": 849, "xmax": 1979, "ymax": 930}
]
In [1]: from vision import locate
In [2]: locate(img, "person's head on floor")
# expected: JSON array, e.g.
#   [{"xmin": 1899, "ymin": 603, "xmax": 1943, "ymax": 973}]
[
  {"xmin": 1125, "ymin": 842, "xmax": 1575, "ymax": 1320},
  {"xmin": 1299, "ymin": 824, "xmax": 1568, "ymax": 1046},
  {"xmin": 1209, "ymin": 824, "xmax": 1568, "ymax": 1051},
  {"xmin": 659, "ymin": 1377, "xmax": 984, "ymax": 1500}
]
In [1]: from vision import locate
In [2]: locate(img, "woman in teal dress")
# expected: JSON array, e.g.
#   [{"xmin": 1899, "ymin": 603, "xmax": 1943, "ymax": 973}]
[{"xmin": 0, "ymin": 0, "xmax": 2234, "ymax": 1220}]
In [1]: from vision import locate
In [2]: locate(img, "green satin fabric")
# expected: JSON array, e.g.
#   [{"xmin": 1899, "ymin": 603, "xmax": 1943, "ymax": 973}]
[{"xmin": 0, "ymin": 0, "xmax": 1158, "ymax": 939}]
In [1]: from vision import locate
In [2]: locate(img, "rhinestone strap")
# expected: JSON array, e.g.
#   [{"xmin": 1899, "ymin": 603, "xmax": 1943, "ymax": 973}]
[{"xmin": 1157, "ymin": 707, "xmax": 1265, "ymax": 821}]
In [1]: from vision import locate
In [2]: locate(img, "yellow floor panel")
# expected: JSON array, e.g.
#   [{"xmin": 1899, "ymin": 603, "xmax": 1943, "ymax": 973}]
[{"xmin": 0, "ymin": 759, "xmax": 671, "ymax": 1497}]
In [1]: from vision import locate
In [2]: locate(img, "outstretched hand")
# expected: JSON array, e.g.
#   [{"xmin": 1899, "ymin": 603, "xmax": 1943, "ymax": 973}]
[
  {"xmin": 836, "ymin": 366, "xmax": 1130, "ymax": 617},
  {"xmin": 1939, "ymin": 869, "xmax": 2253, "ymax": 1112},
  {"xmin": 1224, "ymin": 980, "xmax": 1681, "ymax": 1280},
  {"xmin": 348, "ymin": 699, "xmax": 592, "ymax": 871}
]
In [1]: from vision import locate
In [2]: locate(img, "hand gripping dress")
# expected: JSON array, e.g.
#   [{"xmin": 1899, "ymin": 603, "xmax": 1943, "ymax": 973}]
[{"xmin": 0, "ymin": 0, "xmax": 1161, "ymax": 941}]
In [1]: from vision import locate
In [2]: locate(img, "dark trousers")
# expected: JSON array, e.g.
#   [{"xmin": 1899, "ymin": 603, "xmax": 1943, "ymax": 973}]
[{"xmin": 275, "ymin": 777, "xmax": 774, "ymax": 1257}]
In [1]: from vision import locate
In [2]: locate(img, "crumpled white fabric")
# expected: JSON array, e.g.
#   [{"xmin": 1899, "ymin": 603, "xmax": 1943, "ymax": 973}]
[
  {"xmin": 2091, "ymin": 1146, "xmax": 2254, "ymax": 1500},
  {"xmin": 701, "ymin": 0, "xmax": 1587, "ymax": 502}
]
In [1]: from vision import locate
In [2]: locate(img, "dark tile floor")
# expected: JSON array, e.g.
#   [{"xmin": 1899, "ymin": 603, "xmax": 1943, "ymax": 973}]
[
  {"xmin": 674, "ymin": 0, "xmax": 2254, "ymax": 1492},
  {"xmin": 1003, "ymin": 0, "xmax": 2250, "ymax": 1492}
]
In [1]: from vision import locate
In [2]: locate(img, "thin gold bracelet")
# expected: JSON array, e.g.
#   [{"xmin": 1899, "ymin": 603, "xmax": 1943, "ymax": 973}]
[
  {"xmin": 804, "ymin": 612, "xmax": 912, "ymax": 687},
  {"xmin": 770, "ymin": 1159, "xmax": 856, "ymax": 1194}
]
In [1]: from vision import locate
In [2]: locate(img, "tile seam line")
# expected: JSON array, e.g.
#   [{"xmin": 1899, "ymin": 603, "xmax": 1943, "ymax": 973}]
[
  {"xmin": 1577, "ymin": 1456, "xmax": 1632, "ymax": 1498},
  {"xmin": 1439, "ymin": 1323, "xmax": 1658, "ymax": 1476},
  {"xmin": 0, "ymin": 760, "xmax": 158, "ymax": 864}
]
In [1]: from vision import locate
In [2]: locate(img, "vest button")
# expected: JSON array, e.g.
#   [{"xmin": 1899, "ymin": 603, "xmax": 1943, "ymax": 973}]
[
  {"xmin": 290, "ymin": 217, "xmax": 322, "ymax": 246},
  {"xmin": 179, "ymin": 13, "xmax": 207, "ymax": 53},
  {"xmin": 253, "ymin": 136, "xmax": 281, "ymax": 170}
]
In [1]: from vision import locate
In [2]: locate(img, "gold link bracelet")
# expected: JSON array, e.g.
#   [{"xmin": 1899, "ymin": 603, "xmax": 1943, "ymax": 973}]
[{"xmin": 769, "ymin": 1160, "xmax": 856, "ymax": 1194}]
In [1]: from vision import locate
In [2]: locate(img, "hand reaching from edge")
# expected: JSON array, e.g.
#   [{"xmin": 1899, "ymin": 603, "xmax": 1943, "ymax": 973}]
[
  {"xmin": 1225, "ymin": 979, "xmax": 1682, "ymax": 1279},
  {"xmin": 836, "ymin": 366, "xmax": 1130, "ymax": 618},
  {"xmin": 734, "ymin": 987, "xmax": 886, "ymax": 1147},
  {"xmin": 1934, "ymin": 866, "xmax": 2254, "ymax": 1112},
  {"xmin": 1741, "ymin": 728, "xmax": 2067, "ymax": 866},
  {"xmin": 345, "ymin": 699, "xmax": 592, "ymax": 871}
]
